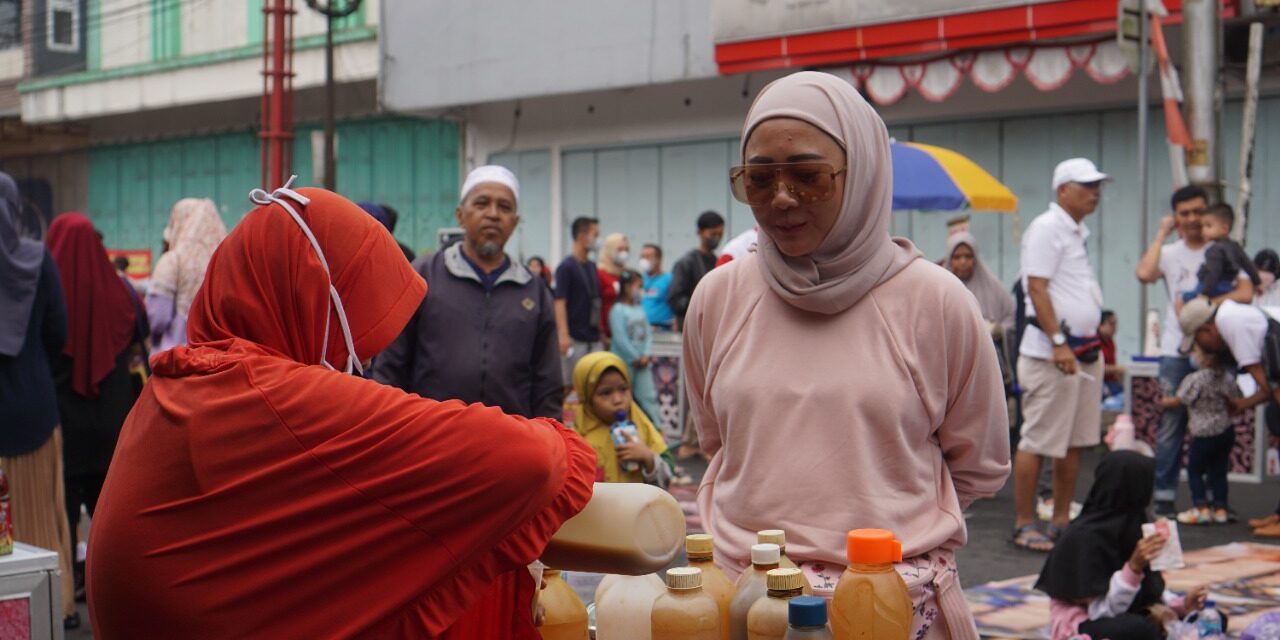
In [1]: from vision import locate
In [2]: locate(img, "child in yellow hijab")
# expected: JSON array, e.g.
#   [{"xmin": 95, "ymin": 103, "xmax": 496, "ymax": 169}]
[{"xmin": 572, "ymin": 352, "xmax": 674, "ymax": 486}]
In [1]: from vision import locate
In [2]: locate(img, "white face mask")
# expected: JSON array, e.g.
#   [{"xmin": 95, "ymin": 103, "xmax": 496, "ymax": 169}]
[
  {"xmin": 612, "ymin": 250, "xmax": 629, "ymax": 267},
  {"xmin": 1262, "ymin": 271, "xmax": 1277, "ymax": 292},
  {"xmin": 637, "ymin": 258, "xmax": 653, "ymax": 274},
  {"xmin": 249, "ymin": 177, "xmax": 362, "ymax": 376},
  {"xmin": 588, "ymin": 237, "xmax": 602, "ymax": 252}
]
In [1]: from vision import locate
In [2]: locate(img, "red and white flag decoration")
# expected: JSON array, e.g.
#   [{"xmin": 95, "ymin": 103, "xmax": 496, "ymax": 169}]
[
  {"xmin": 846, "ymin": 40, "xmax": 1131, "ymax": 105},
  {"xmin": 1150, "ymin": 14, "xmax": 1193, "ymax": 149}
]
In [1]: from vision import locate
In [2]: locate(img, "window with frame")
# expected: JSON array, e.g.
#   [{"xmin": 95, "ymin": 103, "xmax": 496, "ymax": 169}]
[
  {"xmin": 0, "ymin": 0, "xmax": 20, "ymax": 50},
  {"xmin": 47, "ymin": 0, "xmax": 79, "ymax": 53}
]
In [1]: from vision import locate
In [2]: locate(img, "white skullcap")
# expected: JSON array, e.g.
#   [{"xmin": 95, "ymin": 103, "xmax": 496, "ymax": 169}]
[{"xmin": 460, "ymin": 165, "xmax": 520, "ymax": 204}]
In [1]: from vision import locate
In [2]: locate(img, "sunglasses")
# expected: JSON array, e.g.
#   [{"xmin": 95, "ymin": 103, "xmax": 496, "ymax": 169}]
[{"xmin": 729, "ymin": 162, "xmax": 846, "ymax": 206}]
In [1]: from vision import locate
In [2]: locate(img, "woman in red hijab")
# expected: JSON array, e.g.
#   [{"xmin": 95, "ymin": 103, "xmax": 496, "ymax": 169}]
[
  {"xmin": 47, "ymin": 212, "xmax": 148, "ymax": 614},
  {"xmin": 86, "ymin": 185, "xmax": 596, "ymax": 638}
]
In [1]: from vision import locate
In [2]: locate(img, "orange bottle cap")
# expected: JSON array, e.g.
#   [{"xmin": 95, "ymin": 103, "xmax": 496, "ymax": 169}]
[{"xmin": 846, "ymin": 529, "xmax": 902, "ymax": 565}]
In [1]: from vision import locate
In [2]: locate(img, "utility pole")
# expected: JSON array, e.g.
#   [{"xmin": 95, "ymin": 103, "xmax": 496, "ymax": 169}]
[
  {"xmin": 306, "ymin": 0, "xmax": 362, "ymax": 191},
  {"xmin": 1182, "ymin": 0, "xmax": 1219, "ymax": 201},
  {"xmin": 260, "ymin": 0, "xmax": 296, "ymax": 190}
]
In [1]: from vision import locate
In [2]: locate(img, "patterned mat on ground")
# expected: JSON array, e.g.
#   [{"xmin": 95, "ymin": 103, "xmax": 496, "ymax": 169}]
[{"xmin": 966, "ymin": 542, "xmax": 1280, "ymax": 639}]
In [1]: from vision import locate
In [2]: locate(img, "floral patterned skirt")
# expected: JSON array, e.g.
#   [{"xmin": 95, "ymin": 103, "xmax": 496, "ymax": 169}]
[{"xmin": 796, "ymin": 549, "xmax": 979, "ymax": 640}]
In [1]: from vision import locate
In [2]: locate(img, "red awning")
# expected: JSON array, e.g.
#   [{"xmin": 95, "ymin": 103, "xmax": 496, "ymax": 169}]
[{"xmin": 713, "ymin": 0, "xmax": 1228, "ymax": 75}]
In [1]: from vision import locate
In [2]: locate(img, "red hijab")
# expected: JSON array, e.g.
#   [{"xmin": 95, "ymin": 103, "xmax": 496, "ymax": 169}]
[
  {"xmin": 47, "ymin": 213, "xmax": 137, "ymax": 398},
  {"xmin": 87, "ymin": 188, "xmax": 595, "ymax": 639}
]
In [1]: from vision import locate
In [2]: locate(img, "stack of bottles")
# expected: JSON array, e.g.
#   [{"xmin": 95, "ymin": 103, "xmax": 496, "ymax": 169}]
[{"xmin": 585, "ymin": 527, "xmax": 911, "ymax": 640}]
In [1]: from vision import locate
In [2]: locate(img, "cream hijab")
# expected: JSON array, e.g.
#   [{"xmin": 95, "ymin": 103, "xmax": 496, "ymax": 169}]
[
  {"xmin": 597, "ymin": 232, "xmax": 628, "ymax": 276},
  {"xmin": 151, "ymin": 198, "xmax": 227, "ymax": 314},
  {"xmin": 743, "ymin": 71, "xmax": 919, "ymax": 315}
]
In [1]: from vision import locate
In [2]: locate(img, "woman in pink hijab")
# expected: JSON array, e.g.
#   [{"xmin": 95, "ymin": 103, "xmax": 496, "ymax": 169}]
[{"xmin": 683, "ymin": 71, "xmax": 1010, "ymax": 638}]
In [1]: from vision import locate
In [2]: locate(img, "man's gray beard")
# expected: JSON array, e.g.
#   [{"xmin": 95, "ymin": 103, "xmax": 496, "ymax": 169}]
[{"xmin": 475, "ymin": 241, "xmax": 501, "ymax": 258}]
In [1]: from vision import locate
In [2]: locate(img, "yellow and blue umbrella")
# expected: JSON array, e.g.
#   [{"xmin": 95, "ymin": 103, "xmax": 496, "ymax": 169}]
[{"xmin": 891, "ymin": 141, "xmax": 1018, "ymax": 213}]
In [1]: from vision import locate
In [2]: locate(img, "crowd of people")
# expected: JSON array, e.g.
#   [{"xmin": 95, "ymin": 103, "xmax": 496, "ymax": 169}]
[{"xmin": 0, "ymin": 68, "xmax": 1277, "ymax": 638}]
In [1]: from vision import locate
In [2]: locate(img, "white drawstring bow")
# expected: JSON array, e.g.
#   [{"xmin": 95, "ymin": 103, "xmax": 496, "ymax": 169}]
[{"xmin": 249, "ymin": 176, "xmax": 363, "ymax": 375}]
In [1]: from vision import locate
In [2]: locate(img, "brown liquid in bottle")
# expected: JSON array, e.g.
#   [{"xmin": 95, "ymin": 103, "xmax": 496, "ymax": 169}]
[
  {"xmin": 756, "ymin": 530, "xmax": 810, "ymax": 593},
  {"xmin": 730, "ymin": 543, "xmax": 781, "ymax": 640},
  {"xmin": 830, "ymin": 530, "xmax": 911, "ymax": 640},
  {"xmin": 747, "ymin": 568, "xmax": 806, "ymax": 640},
  {"xmin": 686, "ymin": 534, "xmax": 735, "ymax": 640},
  {"xmin": 538, "ymin": 568, "xmax": 589, "ymax": 640},
  {"xmin": 542, "ymin": 483, "xmax": 686, "ymax": 575},
  {"xmin": 652, "ymin": 567, "xmax": 721, "ymax": 640}
]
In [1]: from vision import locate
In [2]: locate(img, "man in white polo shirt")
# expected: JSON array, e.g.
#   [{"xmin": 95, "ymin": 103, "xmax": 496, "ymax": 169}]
[
  {"xmin": 1135, "ymin": 186, "xmax": 1257, "ymax": 516},
  {"xmin": 1012, "ymin": 158, "xmax": 1108, "ymax": 552}
]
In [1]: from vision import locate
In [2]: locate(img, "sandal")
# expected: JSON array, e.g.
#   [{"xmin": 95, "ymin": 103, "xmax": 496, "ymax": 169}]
[
  {"xmin": 1011, "ymin": 524, "xmax": 1055, "ymax": 552},
  {"xmin": 1177, "ymin": 508, "xmax": 1212, "ymax": 525},
  {"xmin": 1045, "ymin": 523, "xmax": 1066, "ymax": 541},
  {"xmin": 1249, "ymin": 513, "xmax": 1280, "ymax": 529}
]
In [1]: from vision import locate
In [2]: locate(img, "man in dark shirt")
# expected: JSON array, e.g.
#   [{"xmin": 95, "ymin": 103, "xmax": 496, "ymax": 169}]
[
  {"xmin": 555, "ymin": 217, "xmax": 603, "ymax": 387},
  {"xmin": 372, "ymin": 166, "xmax": 562, "ymax": 419},
  {"xmin": 667, "ymin": 210, "xmax": 725, "ymax": 330}
]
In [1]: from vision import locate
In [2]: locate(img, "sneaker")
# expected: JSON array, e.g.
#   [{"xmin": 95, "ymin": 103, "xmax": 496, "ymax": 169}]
[
  {"xmin": 1037, "ymin": 498, "xmax": 1083, "ymax": 521},
  {"xmin": 1177, "ymin": 507, "xmax": 1212, "ymax": 525},
  {"xmin": 1212, "ymin": 508, "xmax": 1230, "ymax": 524},
  {"xmin": 1154, "ymin": 500, "xmax": 1177, "ymax": 518}
]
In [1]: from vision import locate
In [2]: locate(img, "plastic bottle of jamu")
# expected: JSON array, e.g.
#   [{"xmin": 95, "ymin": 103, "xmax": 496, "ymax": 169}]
[
  {"xmin": 593, "ymin": 573, "xmax": 665, "ymax": 640},
  {"xmin": 538, "ymin": 568, "xmax": 589, "ymax": 640},
  {"xmin": 830, "ymin": 529, "xmax": 911, "ymax": 640},
  {"xmin": 757, "ymin": 530, "xmax": 798, "ymax": 569},
  {"xmin": 730, "ymin": 543, "xmax": 781, "ymax": 640},
  {"xmin": 784, "ymin": 596, "xmax": 833, "ymax": 640},
  {"xmin": 686, "ymin": 534, "xmax": 735, "ymax": 640},
  {"xmin": 756, "ymin": 530, "xmax": 810, "ymax": 593},
  {"xmin": 541, "ymin": 483, "xmax": 685, "ymax": 575},
  {"xmin": 651, "ymin": 567, "xmax": 721, "ymax": 640},
  {"xmin": 747, "ymin": 568, "xmax": 806, "ymax": 640}
]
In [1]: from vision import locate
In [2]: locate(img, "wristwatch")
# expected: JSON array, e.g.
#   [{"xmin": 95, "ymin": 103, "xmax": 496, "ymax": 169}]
[{"xmin": 1051, "ymin": 332, "xmax": 1068, "ymax": 347}]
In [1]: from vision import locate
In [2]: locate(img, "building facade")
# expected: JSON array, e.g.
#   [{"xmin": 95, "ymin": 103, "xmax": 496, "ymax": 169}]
[
  {"xmin": 382, "ymin": 0, "xmax": 1280, "ymax": 359},
  {"xmin": 12, "ymin": 0, "xmax": 459, "ymax": 259}
]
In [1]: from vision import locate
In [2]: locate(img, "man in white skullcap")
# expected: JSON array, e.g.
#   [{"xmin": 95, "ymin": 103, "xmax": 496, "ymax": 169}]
[{"xmin": 373, "ymin": 165, "xmax": 563, "ymax": 418}]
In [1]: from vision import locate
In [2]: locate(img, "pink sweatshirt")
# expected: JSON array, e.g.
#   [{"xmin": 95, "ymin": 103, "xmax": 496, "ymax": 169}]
[{"xmin": 683, "ymin": 254, "xmax": 1011, "ymax": 572}]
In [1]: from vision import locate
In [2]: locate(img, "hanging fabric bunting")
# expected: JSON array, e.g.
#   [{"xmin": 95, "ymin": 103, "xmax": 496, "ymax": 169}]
[
  {"xmin": 842, "ymin": 38, "xmax": 1132, "ymax": 105},
  {"xmin": 1085, "ymin": 41, "xmax": 1131, "ymax": 84},
  {"xmin": 865, "ymin": 65, "xmax": 910, "ymax": 104},
  {"xmin": 917, "ymin": 58, "xmax": 965, "ymax": 102},
  {"xmin": 1024, "ymin": 47, "xmax": 1075, "ymax": 91},
  {"xmin": 971, "ymin": 49, "xmax": 1018, "ymax": 92}
]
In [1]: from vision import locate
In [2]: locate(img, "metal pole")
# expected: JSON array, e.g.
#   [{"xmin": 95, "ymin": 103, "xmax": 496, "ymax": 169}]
[
  {"xmin": 1182, "ymin": 0, "xmax": 1219, "ymax": 200},
  {"xmin": 324, "ymin": 13, "xmax": 336, "ymax": 190},
  {"xmin": 1138, "ymin": 0, "xmax": 1150, "ymax": 330},
  {"xmin": 1236, "ymin": 22, "xmax": 1263, "ymax": 244}
]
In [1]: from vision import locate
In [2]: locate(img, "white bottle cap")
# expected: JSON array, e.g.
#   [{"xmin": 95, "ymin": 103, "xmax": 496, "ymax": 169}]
[{"xmin": 752, "ymin": 543, "xmax": 781, "ymax": 565}]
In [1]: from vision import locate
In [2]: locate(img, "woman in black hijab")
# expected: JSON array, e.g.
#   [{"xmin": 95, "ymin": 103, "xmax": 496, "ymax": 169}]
[{"xmin": 1036, "ymin": 451, "xmax": 1207, "ymax": 639}]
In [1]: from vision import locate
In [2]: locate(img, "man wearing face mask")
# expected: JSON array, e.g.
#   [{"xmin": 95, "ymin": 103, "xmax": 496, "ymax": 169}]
[
  {"xmin": 373, "ymin": 165, "xmax": 563, "ymax": 419},
  {"xmin": 667, "ymin": 211, "xmax": 726, "ymax": 331},
  {"xmin": 639, "ymin": 244, "xmax": 674, "ymax": 331}
]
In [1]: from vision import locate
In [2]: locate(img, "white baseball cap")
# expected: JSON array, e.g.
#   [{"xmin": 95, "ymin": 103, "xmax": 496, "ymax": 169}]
[{"xmin": 1052, "ymin": 158, "xmax": 1111, "ymax": 190}]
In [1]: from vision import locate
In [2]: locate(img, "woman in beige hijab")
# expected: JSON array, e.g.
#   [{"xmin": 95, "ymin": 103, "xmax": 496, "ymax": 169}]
[{"xmin": 683, "ymin": 71, "xmax": 1010, "ymax": 638}]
